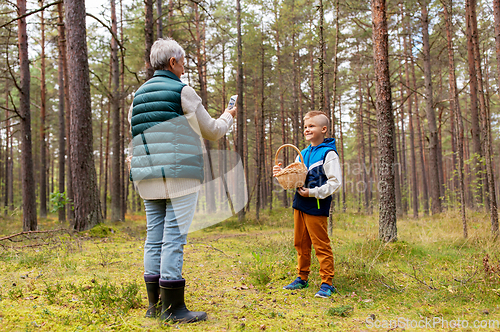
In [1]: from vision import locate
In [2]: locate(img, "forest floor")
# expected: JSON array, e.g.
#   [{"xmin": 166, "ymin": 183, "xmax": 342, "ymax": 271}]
[{"xmin": 0, "ymin": 207, "xmax": 499, "ymax": 331}]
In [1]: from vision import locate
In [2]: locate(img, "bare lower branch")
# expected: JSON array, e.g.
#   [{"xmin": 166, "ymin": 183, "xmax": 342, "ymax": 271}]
[{"xmin": 0, "ymin": 0, "xmax": 63, "ymax": 30}]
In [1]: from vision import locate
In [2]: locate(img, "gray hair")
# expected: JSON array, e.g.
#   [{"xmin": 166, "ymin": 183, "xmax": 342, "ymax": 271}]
[{"xmin": 150, "ymin": 38, "xmax": 185, "ymax": 71}]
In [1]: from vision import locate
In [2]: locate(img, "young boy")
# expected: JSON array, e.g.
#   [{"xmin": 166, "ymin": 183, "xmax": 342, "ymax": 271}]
[{"xmin": 273, "ymin": 111, "xmax": 342, "ymax": 298}]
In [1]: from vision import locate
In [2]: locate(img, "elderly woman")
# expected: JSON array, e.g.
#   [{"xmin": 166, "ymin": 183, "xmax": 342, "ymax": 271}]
[{"xmin": 129, "ymin": 38, "xmax": 236, "ymax": 323}]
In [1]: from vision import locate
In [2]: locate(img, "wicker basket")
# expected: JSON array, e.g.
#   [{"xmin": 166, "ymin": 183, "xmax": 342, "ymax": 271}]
[{"xmin": 274, "ymin": 144, "xmax": 308, "ymax": 190}]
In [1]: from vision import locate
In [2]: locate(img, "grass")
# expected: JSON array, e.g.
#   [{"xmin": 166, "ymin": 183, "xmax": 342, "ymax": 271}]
[{"xmin": 0, "ymin": 208, "xmax": 499, "ymax": 331}]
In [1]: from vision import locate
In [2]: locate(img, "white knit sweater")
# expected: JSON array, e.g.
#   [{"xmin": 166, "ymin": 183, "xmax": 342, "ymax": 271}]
[{"xmin": 128, "ymin": 85, "xmax": 234, "ymax": 199}]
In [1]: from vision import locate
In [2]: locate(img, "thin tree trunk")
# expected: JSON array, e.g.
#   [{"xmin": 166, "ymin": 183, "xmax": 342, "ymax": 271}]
[
  {"xmin": 103, "ymin": 73, "xmax": 112, "ymax": 219},
  {"xmin": 421, "ymin": 1, "xmax": 441, "ymax": 215},
  {"xmin": 330, "ymin": 0, "xmax": 340, "ymax": 136},
  {"xmin": 276, "ymin": 21, "xmax": 288, "ymax": 208},
  {"xmin": 110, "ymin": 0, "xmax": 122, "ymax": 221},
  {"xmin": 4, "ymin": 88, "xmax": 10, "ymax": 216},
  {"xmin": 57, "ymin": 2, "xmax": 66, "ymax": 222},
  {"xmin": 310, "ymin": 43, "xmax": 315, "ymax": 110},
  {"xmin": 371, "ymin": 0, "xmax": 397, "ymax": 242},
  {"xmin": 492, "ymin": 0, "xmax": 500, "ymax": 235},
  {"xmin": 40, "ymin": 3, "xmax": 47, "ymax": 218},
  {"xmin": 443, "ymin": 0, "xmax": 467, "ymax": 236},
  {"xmin": 403, "ymin": 21, "xmax": 418, "ymax": 218},
  {"xmin": 236, "ymin": 0, "xmax": 245, "ymax": 220},
  {"xmin": 339, "ymin": 95, "xmax": 346, "ymax": 212},
  {"xmin": 156, "ymin": 0, "xmax": 162, "ymax": 39},
  {"xmin": 57, "ymin": 2, "xmax": 74, "ymax": 223},
  {"xmin": 17, "ymin": 0, "xmax": 37, "ymax": 231},
  {"xmin": 65, "ymin": 0, "xmax": 102, "ymax": 230},
  {"xmin": 145, "ymin": 0, "xmax": 154, "ymax": 80},
  {"xmin": 410, "ymin": 39, "xmax": 429, "ymax": 215},
  {"xmin": 292, "ymin": 0, "xmax": 299, "ymax": 148},
  {"xmin": 397, "ymin": 35, "xmax": 407, "ymax": 215},
  {"xmin": 465, "ymin": 0, "xmax": 483, "ymax": 208},
  {"xmin": 358, "ymin": 77, "xmax": 369, "ymax": 213},
  {"xmin": 120, "ymin": 0, "xmax": 127, "ymax": 220}
]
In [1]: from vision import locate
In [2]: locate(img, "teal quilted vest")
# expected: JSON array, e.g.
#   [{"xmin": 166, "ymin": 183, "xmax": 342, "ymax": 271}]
[{"xmin": 130, "ymin": 70, "xmax": 204, "ymax": 182}]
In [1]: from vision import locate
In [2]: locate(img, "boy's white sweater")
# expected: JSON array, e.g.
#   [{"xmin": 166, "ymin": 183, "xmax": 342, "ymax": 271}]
[
  {"xmin": 128, "ymin": 85, "xmax": 233, "ymax": 199},
  {"xmin": 295, "ymin": 150, "xmax": 342, "ymax": 199}
]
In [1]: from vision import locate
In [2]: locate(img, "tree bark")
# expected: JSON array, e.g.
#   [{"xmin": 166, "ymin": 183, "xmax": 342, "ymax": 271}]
[
  {"xmin": 371, "ymin": 0, "xmax": 397, "ymax": 242},
  {"xmin": 275, "ymin": 13, "xmax": 288, "ymax": 208},
  {"xmin": 57, "ymin": 2, "xmax": 66, "ymax": 222},
  {"xmin": 470, "ymin": 0, "xmax": 490, "ymax": 211},
  {"xmin": 410, "ymin": 38, "xmax": 429, "ymax": 216},
  {"xmin": 443, "ymin": 0, "xmax": 467, "ymax": 237},
  {"xmin": 17, "ymin": 0, "xmax": 38, "ymax": 231},
  {"xmin": 492, "ymin": 0, "xmax": 500, "ymax": 235},
  {"xmin": 156, "ymin": 0, "xmax": 163, "ymax": 39},
  {"xmin": 358, "ymin": 77, "xmax": 369, "ymax": 213},
  {"xmin": 145, "ymin": 0, "xmax": 154, "ymax": 80},
  {"xmin": 465, "ymin": 0, "xmax": 483, "ymax": 208},
  {"xmin": 421, "ymin": 1, "xmax": 441, "ymax": 215},
  {"xmin": 39, "ymin": 3, "xmax": 47, "ymax": 218},
  {"xmin": 4, "ymin": 88, "xmax": 11, "ymax": 215},
  {"xmin": 236, "ymin": 0, "xmax": 246, "ymax": 220},
  {"xmin": 110, "ymin": 0, "xmax": 122, "ymax": 221},
  {"xmin": 330, "ymin": 0, "xmax": 340, "ymax": 137},
  {"xmin": 65, "ymin": 0, "xmax": 102, "ymax": 230},
  {"xmin": 403, "ymin": 21, "xmax": 418, "ymax": 218},
  {"xmin": 339, "ymin": 95, "xmax": 346, "ymax": 212}
]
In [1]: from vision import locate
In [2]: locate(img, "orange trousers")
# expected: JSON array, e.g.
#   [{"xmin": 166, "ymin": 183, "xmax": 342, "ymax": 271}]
[{"xmin": 294, "ymin": 209, "xmax": 334, "ymax": 285}]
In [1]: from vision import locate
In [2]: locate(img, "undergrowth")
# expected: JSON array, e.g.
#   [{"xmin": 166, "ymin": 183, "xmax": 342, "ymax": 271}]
[{"xmin": 0, "ymin": 208, "xmax": 499, "ymax": 331}]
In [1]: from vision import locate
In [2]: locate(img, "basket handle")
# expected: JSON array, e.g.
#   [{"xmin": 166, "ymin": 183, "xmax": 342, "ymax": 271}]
[{"xmin": 274, "ymin": 144, "xmax": 306, "ymax": 167}]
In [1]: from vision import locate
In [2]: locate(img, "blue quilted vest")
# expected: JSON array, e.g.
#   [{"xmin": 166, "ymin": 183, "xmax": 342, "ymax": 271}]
[
  {"xmin": 292, "ymin": 138, "xmax": 338, "ymax": 216},
  {"xmin": 130, "ymin": 70, "xmax": 204, "ymax": 182}
]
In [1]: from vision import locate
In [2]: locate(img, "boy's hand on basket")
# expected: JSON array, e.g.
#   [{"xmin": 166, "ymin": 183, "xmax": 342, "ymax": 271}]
[
  {"xmin": 273, "ymin": 163, "xmax": 283, "ymax": 176},
  {"xmin": 297, "ymin": 187, "xmax": 309, "ymax": 197}
]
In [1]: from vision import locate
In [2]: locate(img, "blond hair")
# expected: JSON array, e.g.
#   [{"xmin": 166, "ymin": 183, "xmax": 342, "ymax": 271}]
[{"xmin": 303, "ymin": 111, "xmax": 329, "ymax": 129}]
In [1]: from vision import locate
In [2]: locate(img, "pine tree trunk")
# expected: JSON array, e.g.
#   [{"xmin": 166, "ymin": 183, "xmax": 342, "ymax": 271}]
[
  {"xmin": 145, "ymin": 0, "xmax": 154, "ymax": 80},
  {"xmin": 57, "ymin": 2, "xmax": 66, "ymax": 222},
  {"xmin": 40, "ymin": 5, "xmax": 47, "ymax": 218},
  {"xmin": 421, "ymin": 2, "xmax": 441, "ymax": 215},
  {"xmin": 57, "ymin": 2, "xmax": 74, "ymax": 223},
  {"xmin": 156, "ymin": 0, "xmax": 163, "ymax": 39},
  {"xmin": 65, "ymin": 0, "xmax": 102, "ymax": 230},
  {"xmin": 465, "ymin": 0, "xmax": 483, "ymax": 208},
  {"xmin": 403, "ymin": 24, "xmax": 418, "ymax": 218},
  {"xmin": 17, "ymin": 0, "xmax": 38, "ymax": 231},
  {"xmin": 410, "ymin": 42, "xmax": 429, "ymax": 215},
  {"xmin": 331, "ymin": 0, "xmax": 340, "ymax": 137},
  {"xmin": 236, "ymin": 0, "xmax": 246, "ymax": 220},
  {"xmin": 110, "ymin": 0, "xmax": 122, "ymax": 221},
  {"xmin": 4, "ymin": 89, "xmax": 10, "ymax": 216},
  {"xmin": 358, "ymin": 77, "xmax": 369, "ymax": 213},
  {"xmin": 443, "ymin": 0, "xmax": 467, "ymax": 237},
  {"xmin": 310, "ymin": 44, "xmax": 315, "ymax": 111},
  {"xmin": 371, "ymin": 0, "xmax": 397, "ymax": 242},
  {"xmin": 276, "ymin": 29, "xmax": 288, "ymax": 208},
  {"xmin": 120, "ymin": 0, "xmax": 126, "ymax": 219},
  {"xmin": 339, "ymin": 96, "xmax": 346, "ymax": 212}
]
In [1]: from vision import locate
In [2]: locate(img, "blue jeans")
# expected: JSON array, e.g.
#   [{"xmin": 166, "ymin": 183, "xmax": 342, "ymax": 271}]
[{"xmin": 143, "ymin": 192, "xmax": 198, "ymax": 280}]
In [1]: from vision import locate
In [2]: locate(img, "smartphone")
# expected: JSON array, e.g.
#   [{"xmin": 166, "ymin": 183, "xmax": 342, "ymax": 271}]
[{"xmin": 228, "ymin": 95, "xmax": 238, "ymax": 110}]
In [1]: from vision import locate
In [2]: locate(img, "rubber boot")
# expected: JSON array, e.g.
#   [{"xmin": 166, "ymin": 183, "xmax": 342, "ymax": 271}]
[
  {"xmin": 144, "ymin": 274, "xmax": 161, "ymax": 318},
  {"xmin": 159, "ymin": 279, "xmax": 207, "ymax": 323}
]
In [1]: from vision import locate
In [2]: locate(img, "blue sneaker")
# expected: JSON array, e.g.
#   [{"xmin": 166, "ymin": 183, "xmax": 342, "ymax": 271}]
[
  {"xmin": 314, "ymin": 283, "xmax": 336, "ymax": 298},
  {"xmin": 283, "ymin": 277, "xmax": 308, "ymax": 290}
]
